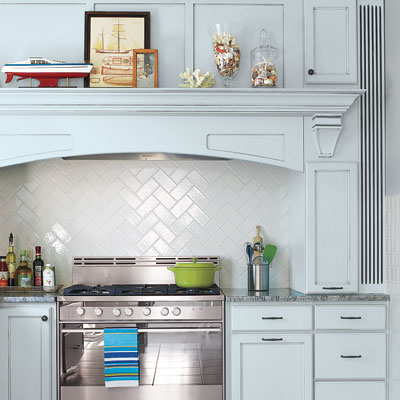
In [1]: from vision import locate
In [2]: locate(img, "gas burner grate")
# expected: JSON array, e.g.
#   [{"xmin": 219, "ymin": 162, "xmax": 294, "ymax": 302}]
[
  {"xmin": 63, "ymin": 283, "xmax": 220, "ymax": 296},
  {"xmin": 167, "ymin": 284, "xmax": 220, "ymax": 296}
]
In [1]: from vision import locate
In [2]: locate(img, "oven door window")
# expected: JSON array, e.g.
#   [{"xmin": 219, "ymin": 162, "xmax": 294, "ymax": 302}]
[{"xmin": 60, "ymin": 323, "xmax": 222, "ymax": 387}]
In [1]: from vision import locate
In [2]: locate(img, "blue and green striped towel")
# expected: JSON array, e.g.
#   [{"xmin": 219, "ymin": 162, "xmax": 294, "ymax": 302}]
[{"xmin": 104, "ymin": 328, "xmax": 139, "ymax": 387}]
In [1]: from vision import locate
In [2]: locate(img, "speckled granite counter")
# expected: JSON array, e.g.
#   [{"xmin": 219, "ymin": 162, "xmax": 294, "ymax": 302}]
[
  {"xmin": 222, "ymin": 288, "xmax": 390, "ymax": 302},
  {"xmin": 0, "ymin": 287, "xmax": 62, "ymax": 303}
]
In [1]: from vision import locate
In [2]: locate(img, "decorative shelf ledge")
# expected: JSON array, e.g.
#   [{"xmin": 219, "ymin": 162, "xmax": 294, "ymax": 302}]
[{"xmin": 0, "ymin": 88, "xmax": 363, "ymax": 116}]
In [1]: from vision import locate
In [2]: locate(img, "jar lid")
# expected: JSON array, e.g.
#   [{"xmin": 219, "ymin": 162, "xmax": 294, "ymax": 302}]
[{"xmin": 251, "ymin": 29, "xmax": 278, "ymax": 60}]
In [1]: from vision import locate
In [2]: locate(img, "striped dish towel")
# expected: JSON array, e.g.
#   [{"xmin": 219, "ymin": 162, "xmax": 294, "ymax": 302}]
[{"xmin": 104, "ymin": 328, "xmax": 139, "ymax": 387}]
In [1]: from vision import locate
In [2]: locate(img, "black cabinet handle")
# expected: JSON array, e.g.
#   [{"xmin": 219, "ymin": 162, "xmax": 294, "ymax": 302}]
[
  {"xmin": 262, "ymin": 338, "xmax": 283, "ymax": 341},
  {"xmin": 340, "ymin": 316, "xmax": 362, "ymax": 320},
  {"xmin": 308, "ymin": 68, "xmax": 315, "ymax": 75},
  {"xmin": 322, "ymin": 287, "xmax": 344, "ymax": 290},
  {"xmin": 341, "ymin": 355, "xmax": 362, "ymax": 359},
  {"xmin": 41, "ymin": 315, "xmax": 48, "ymax": 322},
  {"xmin": 262, "ymin": 317, "xmax": 283, "ymax": 320}
]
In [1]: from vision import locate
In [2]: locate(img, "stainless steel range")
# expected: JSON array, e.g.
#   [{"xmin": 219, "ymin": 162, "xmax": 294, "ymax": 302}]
[{"xmin": 57, "ymin": 256, "xmax": 224, "ymax": 400}]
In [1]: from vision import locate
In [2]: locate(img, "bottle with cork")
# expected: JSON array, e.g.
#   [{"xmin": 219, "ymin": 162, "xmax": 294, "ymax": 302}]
[{"xmin": 6, "ymin": 233, "xmax": 16, "ymax": 286}]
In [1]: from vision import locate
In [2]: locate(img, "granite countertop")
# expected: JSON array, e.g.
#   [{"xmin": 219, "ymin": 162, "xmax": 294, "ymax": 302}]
[
  {"xmin": 222, "ymin": 288, "xmax": 390, "ymax": 302},
  {"xmin": 0, "ymin": 286, "xmax": 62, "ymax": 303}
]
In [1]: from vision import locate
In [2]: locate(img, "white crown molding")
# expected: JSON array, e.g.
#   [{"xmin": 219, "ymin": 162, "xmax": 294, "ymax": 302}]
[{"xmin": 0, "ymin": 88, "xmax": 363, "ymax": 116}]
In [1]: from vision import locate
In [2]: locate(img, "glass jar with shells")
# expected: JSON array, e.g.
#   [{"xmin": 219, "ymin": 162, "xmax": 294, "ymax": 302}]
[
  {"xmin": 250, "ymin": 29, "xmax": 278, "ymax": 88},
  {"xmin": 209, "ymin": 23, "xmax": 245, "ymax": 88}
]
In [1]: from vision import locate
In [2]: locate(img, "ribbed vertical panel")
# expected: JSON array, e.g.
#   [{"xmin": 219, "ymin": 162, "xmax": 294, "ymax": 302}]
[{"xmin": 360, "ymin": 3, "xmax": 385, "ymax": 288}]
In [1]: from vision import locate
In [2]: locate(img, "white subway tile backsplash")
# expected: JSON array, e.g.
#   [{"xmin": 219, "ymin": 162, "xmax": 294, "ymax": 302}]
[{"xmin": 0, "ymin": 158, "xmax": 289, "ymax": 288}]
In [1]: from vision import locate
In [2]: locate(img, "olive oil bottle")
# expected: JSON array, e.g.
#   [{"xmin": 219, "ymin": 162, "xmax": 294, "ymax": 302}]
[
  {"xmin": 6, "ymin": 233, "xmax": 16, "ymax": 286},
  {"xmin": 16, "ymin": 250, "xmax": 32, "ymax": 287}
]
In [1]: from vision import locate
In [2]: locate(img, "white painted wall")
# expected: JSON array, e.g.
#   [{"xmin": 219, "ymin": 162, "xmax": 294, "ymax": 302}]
[
  {"xmin": 386, "ymin": 2, "xmax": 400, "ymax": 399},
  {"xmin": 386, "ymin": 0, "xmax": 400, "ymax": 195},
  {"xmin": 0, "ymin": 159, "xmax": 289, "ymax": 289}
]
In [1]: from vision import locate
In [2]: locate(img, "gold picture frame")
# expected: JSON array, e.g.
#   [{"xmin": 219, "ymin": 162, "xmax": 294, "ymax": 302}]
[{"xmin": 133, "ymin": 49, "xmax": 158, "ymax": 88}]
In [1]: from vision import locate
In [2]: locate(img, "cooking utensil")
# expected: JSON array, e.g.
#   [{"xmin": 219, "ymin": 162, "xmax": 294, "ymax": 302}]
[
  {"xmin": 262, "ymin": 244, "xmax": 277, "ymax": 264},
  {"xmin": 245, "ymin": 242, "xmax": 253, "ymax": 264},
  {"xmin": 253, "ymin": 225, "xmax": 264, "ymax": 258},
  {"xmin": 167, "ymin": 266, "xmax": 222, "ymax": 288},
  {"xmin": 175, "ymin": 258, "xmax": 215, "ymax": 268}
]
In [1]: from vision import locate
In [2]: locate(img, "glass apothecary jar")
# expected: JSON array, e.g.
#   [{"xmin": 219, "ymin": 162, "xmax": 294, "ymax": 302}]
[
  {"xmin": 251, "ymin": 29, "xmax": 278, "ymax": 88},
  {"xmin": 209, "ymin": 22, "xmax": 245, "ymax": 88}
]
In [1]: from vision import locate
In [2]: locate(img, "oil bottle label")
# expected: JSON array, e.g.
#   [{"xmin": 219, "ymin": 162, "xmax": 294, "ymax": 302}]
[
  {"xmin": 43, "ymin": 269, "xmax": 55, "ymax": 287},
  {"xmin": 18, "ymin": 274, "xmax": 31, "ymax": 287},
  {"xmin": 8, "ymin": 263, "xmax": 16, "ymax": 278}
]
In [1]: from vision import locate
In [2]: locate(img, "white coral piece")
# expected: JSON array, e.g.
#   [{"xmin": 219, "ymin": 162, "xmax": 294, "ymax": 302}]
[{"xmin": 178, "ymin": 67, "xmax": 216, "ymax": 88}]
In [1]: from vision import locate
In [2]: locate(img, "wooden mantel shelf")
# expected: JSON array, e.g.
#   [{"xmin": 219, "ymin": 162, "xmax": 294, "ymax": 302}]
[{"xmin": 0, "ymin": 88, "xmax": 363, "ymax": 116}]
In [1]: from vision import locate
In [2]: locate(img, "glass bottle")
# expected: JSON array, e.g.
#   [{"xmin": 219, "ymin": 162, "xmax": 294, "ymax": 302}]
[
  {"xmin": 0, "ymin": 256, "xmax": 8, "ymax": 287},
  {"xmin": 16, "ymin": 250, "xmax": 32, "ymax": 287},
  {"xmin": 43, "ymin": 263, "xmax": 55, "ymax": 287},
  {"xmin": 33, "ymin": 246, "xmax": 44, "ymax": 286},
  {"xmin": 250, "ymin": 29, "xmax": 278, "ymax": 88},
  {"xmin": 6, "ymin": 233, "xmax": 16, "ymax": 286}
]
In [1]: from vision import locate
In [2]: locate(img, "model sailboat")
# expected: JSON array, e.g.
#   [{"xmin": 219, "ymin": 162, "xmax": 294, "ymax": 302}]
[{"xmin": 1, "ymin": 57, "xmax": 92, "ymax": 87}]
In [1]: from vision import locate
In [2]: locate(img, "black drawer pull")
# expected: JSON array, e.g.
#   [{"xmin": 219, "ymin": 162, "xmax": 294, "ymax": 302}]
[
  {"xmin": 340, "ymin": 316, "xmax": 362, "ymax": 320},
  {"xmin": 308, "ymin": 68, "xmax": 315, "ymax": 75},
  {"xmin": 262, "ymin": 317, "xmax": 283, "ymax": 320},
  {"xmin": 341, "ymin": 355, "xmax": 362, "ymax": 359},
  {"xmin": 322, "ymin": 287, "xmax": 344, "ymax": 290},
  {"xmin": 41, "ymin": 315, "xmax": 48, "ymax": 322},
  {"xmin": 262, "ymin": 338, "xmax": 283, "ymax": 342}
]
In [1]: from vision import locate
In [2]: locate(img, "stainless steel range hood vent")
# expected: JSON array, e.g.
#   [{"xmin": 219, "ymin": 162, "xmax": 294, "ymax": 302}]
[{"xmin": 63, "ymin": 153, "xmax": 229, "ymax": 161}]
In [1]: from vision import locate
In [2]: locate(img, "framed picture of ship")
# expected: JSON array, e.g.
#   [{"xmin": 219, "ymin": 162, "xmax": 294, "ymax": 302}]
[
  {"xmin": 133, "ymin": 49, "xmax": 158, "ymax": 88},
  {"xmin": 84, "ymin": 11, "xmax": 150, "ymax": 87}
]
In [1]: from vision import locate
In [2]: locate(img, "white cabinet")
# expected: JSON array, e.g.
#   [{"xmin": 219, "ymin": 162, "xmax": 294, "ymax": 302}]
[
  {"xmin": 305, "ymin": 0, "xmax": 357, "ymax": 84},
  {"xmin": 226, "ymin": 302, "xmax": 388, "ymax": 400},
  {"xmin": 0, "ymin": 303, "xmax": 56, "ymax": 400},
  {"xmin": 306, "ymin": 162, "xmax": 358, "ymax": 293},
  {"xmin": 231, "ymin": 333, "xmax": 312, "ymax": 400}
]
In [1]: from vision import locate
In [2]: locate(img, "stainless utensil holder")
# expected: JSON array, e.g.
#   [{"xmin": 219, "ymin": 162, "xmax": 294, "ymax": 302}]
[{"xmin": 248, "ymin": 258, "xmax": 269, "ymax": 291}]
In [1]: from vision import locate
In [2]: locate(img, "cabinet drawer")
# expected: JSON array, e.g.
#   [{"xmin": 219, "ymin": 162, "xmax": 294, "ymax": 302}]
[
  {"xmin": 315, "ymin": 333, "xmax": 386, "ymax": 379},
  {"xmin": 315, "ymin": 305, "xmax": 386, "ymax": 330},
  {"xmin": 315, "ymin": 382, "xmax": 386, "ymax": 400},
  {"xmin": 231, "ymin": 305, "xmax": 312, "ymax": 331}
]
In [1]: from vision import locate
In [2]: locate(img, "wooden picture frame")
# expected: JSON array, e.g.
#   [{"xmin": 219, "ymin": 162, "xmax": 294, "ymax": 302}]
[
  {"xmin": 133, "ymin": 49, "xmax": 158, "ymax": 88},
  {"xmin": 84, "ymin": 11, "xmax": 150, "ymax": 87}
]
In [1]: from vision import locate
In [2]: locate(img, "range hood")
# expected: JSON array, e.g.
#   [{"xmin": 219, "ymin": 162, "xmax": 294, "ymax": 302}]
[{"xmin": 0, "ymin": 88, "xmax": 362, "ymax": 170}]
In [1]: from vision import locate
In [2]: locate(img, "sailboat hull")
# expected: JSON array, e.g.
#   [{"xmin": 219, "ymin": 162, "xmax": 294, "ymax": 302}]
[{"xmin": 3, "ymin": 71, "xmax": 90, "ymax": 87}]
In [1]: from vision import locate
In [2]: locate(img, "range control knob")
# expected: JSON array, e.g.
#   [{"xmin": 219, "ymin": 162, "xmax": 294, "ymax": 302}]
[
  {"xmin": 124, "ymin": 308, "xmax": 133, "ymax": 316},
  {"xmin": 172, "ymin": 307, "xmax": 181, "ymax": 316},
  {"xmin": 160, "ymin": 307, "xmax": 169, "ymax": 316},
  {"xmin": 76, "ymin": 307, "xmax": 85, "ymax": 316},
  {"xmin": 143, "ymin": 307, "xmax": 151, "ymax": 316},
  {"xmin": 113, "ymin": 308, "xmax": 121, "ymax": 317},
  {"xmin": 94, "ymin": 307, "xmax": 103, "ymax": 316}
]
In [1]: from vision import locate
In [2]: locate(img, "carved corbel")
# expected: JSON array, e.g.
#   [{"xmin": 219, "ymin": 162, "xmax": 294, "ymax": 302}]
[{"xmin": 312, "ymin": 114, "xmax": 342, "ymax": 158}]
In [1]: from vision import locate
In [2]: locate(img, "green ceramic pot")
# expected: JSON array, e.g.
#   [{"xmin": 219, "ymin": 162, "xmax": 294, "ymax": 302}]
[{"xmin": 167, "ymin": 264, "xmax": 222, "ymax": 288}]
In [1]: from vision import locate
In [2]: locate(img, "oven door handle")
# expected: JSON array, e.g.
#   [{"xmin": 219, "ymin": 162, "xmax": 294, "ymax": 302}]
[{"xmin": 61, "ymin": 328, "xmax": 221, "ymax": 334}]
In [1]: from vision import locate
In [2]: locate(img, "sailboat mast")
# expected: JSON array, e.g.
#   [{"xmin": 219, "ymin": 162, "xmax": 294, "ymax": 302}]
[
  {"xmin": 101, "ymin": 28, "xmax": 104, "ymax": 51},
  {"xmin": 117, "ymin": 19, "xmax": 121, "ymax": 52}
]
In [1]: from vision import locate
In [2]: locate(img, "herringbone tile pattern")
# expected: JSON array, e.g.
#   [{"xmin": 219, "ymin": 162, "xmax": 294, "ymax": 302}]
[{"xmin": 0, "ymin": 159, "xmax": 289, "ymax": 288}]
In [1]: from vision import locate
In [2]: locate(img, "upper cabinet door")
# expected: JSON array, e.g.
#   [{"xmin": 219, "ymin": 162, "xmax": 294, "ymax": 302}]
[
  {"xmin": 305, "ymin": 0, "xmax": 357, "ymax": 84},
  {"xmin": 306, "ymin": 163, "xmax": 358, "ymax": 293}
]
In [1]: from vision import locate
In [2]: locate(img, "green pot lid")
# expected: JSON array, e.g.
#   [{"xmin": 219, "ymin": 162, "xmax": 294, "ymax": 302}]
[{"xmin": 175, "ymin": 257, "xmax": 216, "ymax": 268}]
